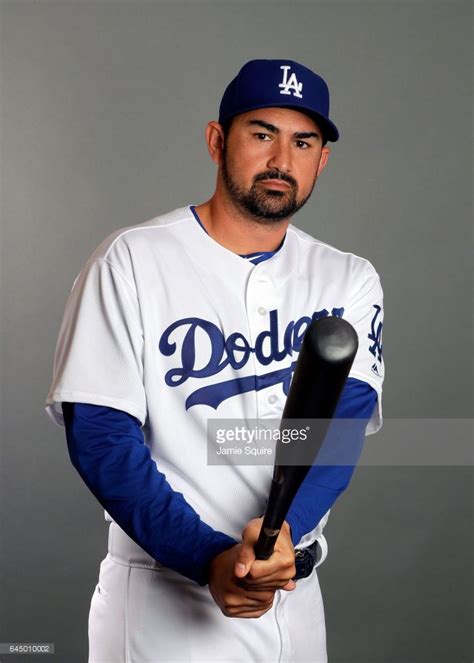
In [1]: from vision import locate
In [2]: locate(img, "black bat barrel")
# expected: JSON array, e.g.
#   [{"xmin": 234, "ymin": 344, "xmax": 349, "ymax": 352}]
[{"xmin": 255, "ymin": 316, "xmax": 359, "ymax": 560}]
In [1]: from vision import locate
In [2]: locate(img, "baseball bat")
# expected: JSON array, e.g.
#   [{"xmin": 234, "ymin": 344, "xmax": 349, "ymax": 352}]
[{"xmin": 254, "ymin": 316, "xmax": 358, "ymax": 560}]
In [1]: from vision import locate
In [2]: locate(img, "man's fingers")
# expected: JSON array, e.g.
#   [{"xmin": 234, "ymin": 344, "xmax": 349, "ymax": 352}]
[
  {"xmin": 225, "ymin": 590, "xmax": 274, "ymax": 607},
  {"xmin": 247, "ymin": 556, "xmax": 295, "ymax": 579},
  {"xmin": 235, "ymin": 519, "xmax": 263, "ymax": 578},
  {"xmin": 282, "ymin": 579, "xmax": 296, "ymax": 591},
  {"xmin": 238, "ymin": 578, "xmax": 292, "ymax": 592},
  {"xmin": 245, "ymin": 564, "xmax": 296, "ymax": 585},
  {"xmin": 234, "ymin": 542, "xmax": 256, "ymax": 578},
  {"xmin": 237, "ymin": 559, "xmax": 298, "ymax": 590},
  {"xmin": 226, "ymin": 606, "xmax": 273, "ymax": 618},
  {"xmin": 238, "ymin": 573, "xmax": 296, "ymax": 591},
  {"xmin": 220, "ymin": 585, "xmax": 275, "ymax": 617},
  {"xmin": 224, "ymin": 599, "xmax": 274, "ymax": 618}
]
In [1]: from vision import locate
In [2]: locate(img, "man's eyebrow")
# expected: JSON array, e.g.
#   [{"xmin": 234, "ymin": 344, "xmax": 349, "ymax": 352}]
[
  {"xmin": 294, "ymin": 131, "xmax": 320, "ymax": 140},
  {"xmin": 246, "ymin": 119, "xmax": 280, "ymax": 133},
  {"xmin": 245, "ymin": 119, "xmax": 320, "ymax": 140}
]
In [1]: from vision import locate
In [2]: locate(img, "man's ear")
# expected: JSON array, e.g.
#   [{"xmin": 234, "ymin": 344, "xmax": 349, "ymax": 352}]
[
  {"xmin": 205, "ymin": 121, "xmax": 225, "ymax": 166},
  {"xmin": 317, "ymin": 146, "xmax": 331, "ymax": 176}
]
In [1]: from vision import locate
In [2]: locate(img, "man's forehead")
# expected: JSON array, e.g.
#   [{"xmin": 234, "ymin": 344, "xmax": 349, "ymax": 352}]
[{"xmin": 233, "ymin": 107, "xmax": 322, "ymax": 134}]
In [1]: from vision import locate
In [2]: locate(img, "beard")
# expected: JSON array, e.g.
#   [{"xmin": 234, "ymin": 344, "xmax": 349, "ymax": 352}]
[{"xmin": 221, "ymin": 145, "xmax": 316, "ymax": 223}]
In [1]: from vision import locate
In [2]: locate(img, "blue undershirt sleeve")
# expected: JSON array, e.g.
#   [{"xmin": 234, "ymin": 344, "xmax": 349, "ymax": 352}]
[
  {"xmin": 61, "ymin": 401, "xmax": 237, "ymax": 586},
  {"xmin": 285, "ymin": 377, "xmax": 377, "ymax": 546}
]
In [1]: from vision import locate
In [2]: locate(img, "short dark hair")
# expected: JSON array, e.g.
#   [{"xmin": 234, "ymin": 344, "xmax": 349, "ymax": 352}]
[{"xmin": 221, "ymin": 117, "xmax": 234, "ymax": 141}]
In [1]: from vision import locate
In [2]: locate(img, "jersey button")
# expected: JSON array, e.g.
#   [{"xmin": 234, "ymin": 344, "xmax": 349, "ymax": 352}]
[
  {"xmin": 268, "ymin": 394, "xmax": 277, "ymax": 405},
  {"xmin": 258, "ymin": 306, "xmax": 267, "ymax": 315}
]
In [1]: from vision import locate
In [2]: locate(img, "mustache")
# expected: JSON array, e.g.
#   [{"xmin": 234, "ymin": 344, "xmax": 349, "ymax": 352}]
[{"xmin": 253, "ymin": 170, "xmax": 297, "ymax": 188}]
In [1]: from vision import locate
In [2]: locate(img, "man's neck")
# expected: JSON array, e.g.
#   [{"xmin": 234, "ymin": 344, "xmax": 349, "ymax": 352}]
[{"xmin": 194, "ymin": 196, "xmax": 290, "ymax": 255}]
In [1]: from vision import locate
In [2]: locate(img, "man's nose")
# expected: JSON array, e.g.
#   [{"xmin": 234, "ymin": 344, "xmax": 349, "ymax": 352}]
[{"xmin": 266, "ymin": 139, "xmax": 292, "ymax": 174}]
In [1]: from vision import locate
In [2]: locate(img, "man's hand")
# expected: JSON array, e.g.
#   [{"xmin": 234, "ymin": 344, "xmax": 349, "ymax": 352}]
[
  {"xmin": 208, "ymin": 518, "xmax": 296, "ymax": 618},
  {"xmin": 208, "ymin": 544, "xmax": 276, "ymax": 618},
  {"xmin": 235, "ymin": 518, "xmax": 297, "ymax": 592}
]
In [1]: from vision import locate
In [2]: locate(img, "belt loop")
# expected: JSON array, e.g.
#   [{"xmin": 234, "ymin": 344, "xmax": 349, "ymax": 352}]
[
  {"xmin": 315, "ymin": 534, "xmax": 328, "ymax": 568},
  {"xmin": 108, "ymin": 520, "xmax": 115, "ymax": 556}
]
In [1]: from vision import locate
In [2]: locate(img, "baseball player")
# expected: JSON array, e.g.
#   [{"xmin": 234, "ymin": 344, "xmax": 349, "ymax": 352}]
[{"xmin": 45, "ymin": 59, "xmax": 384, "ymax": 662}]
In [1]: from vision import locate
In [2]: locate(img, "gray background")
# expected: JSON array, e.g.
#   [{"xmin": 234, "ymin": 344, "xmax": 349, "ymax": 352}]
[{"xmin": 1, "ymin": 1, "xmax": 472, "ymax": 662}]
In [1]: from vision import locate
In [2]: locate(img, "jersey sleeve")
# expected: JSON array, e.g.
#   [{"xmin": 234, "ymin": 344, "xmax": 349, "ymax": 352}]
[
  {"xmin": 62, "ymin": 402, "xmax": 237, "ymax": 585},
  {"xmin": 344, "ymin": 262, "xmax": 385, "ymax": 434},
  {"xmin": 45, "ymin": 258, "xmax": 147, "ymax": 427}
]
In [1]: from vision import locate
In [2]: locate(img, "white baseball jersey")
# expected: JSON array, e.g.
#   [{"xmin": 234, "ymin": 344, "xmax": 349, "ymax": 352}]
[
  {"xmin": 45, "ymin": 204, "xmax": 384, "ymax": 662},
  {"xmin": 45, "ymin": 204, "xmax": 383, "ymax": 541}
]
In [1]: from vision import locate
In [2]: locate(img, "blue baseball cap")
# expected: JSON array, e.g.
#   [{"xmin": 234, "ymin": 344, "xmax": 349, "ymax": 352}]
[{"xmin": 219, "ymin": 59, "xmax": 339, "ymax": 142}]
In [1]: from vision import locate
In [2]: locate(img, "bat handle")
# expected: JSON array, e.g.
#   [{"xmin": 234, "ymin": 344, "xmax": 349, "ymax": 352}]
[
  {"xmin": 254, "ymin": 521, "xmax": 281, "ymax": 560},
  {"xmin": 254, "ymin": 471, "xmax": 292, "ymax": 560}
]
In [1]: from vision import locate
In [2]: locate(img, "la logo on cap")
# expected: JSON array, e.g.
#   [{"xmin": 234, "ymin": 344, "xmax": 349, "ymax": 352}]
[{"xmin": 279, "ymin": 65, "xmax": 303, "ymax": 98}]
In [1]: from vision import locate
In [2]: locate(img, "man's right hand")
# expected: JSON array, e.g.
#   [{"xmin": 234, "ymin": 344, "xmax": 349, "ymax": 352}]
[{"xmin": 208, "ymin": 544, "xmax": 275, "ymax": 618}]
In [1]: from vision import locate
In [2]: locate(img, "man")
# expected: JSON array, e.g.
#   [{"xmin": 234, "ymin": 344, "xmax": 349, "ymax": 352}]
[{"xmin": 45, "ymin": 59, "xmax": 384, "ymax": 662}]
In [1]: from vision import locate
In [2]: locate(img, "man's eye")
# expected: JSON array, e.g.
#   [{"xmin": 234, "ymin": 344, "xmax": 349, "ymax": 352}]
[
  {"xmin": 295, "ymin": 140, "xmax": 310, "ymax": 149},
  {"xmin": 255, "ymin": 133, "xmax": 271, "ymax": 141}
]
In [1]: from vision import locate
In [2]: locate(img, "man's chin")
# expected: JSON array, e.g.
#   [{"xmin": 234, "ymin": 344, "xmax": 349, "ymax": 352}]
[
  {"xmin": 244, "ymin": 204, "xmax": 296, "ymax": 222},
  {"xmin": 222, "ymin": 174, "xmax": 303, "ymax": 221},
  {"xmin": 258, "ymin": 198, "xmax": 298, "ymax": 218}
]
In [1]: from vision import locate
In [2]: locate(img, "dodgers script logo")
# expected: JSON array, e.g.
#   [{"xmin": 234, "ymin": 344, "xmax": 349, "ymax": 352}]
[
  {"xmin": 279, "ymin": 65, "xmax": 303, "ymax": 98},
  {"xmin": 159, "ymin": 307, "xmax": 344, "ymax": 410}
]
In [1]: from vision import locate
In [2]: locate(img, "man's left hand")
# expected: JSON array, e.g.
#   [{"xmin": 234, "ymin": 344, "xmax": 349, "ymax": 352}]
[{"xmin": 234, "ymin": 518, "xmax": 296, "ymax": 592}]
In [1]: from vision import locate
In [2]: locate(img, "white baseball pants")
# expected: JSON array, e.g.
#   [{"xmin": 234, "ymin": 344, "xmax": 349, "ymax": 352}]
[{"xmin": 88, "ymin": 522, "xmax": 328, "ymax": 663}]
